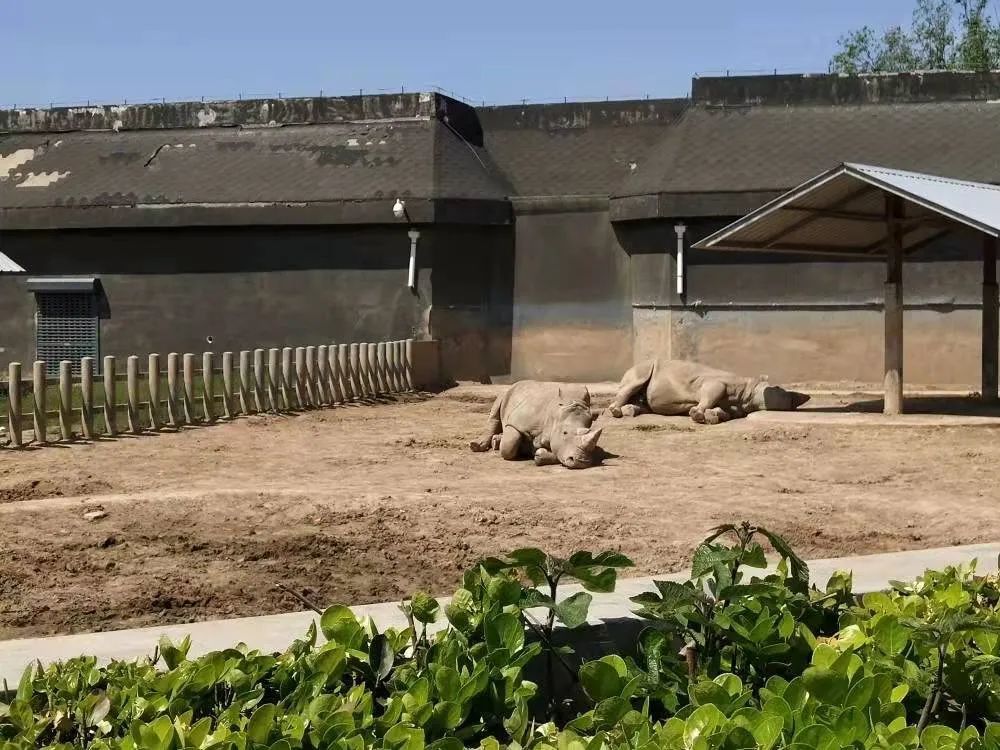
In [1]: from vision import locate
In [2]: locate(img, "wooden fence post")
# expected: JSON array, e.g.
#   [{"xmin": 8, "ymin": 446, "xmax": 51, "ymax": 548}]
[
  {"xmin": 281, "ymin": 347, "xmax": 295, "ymax": 409},
  {"xmin": 375, "ymin": 343, "xmax": 387, "ymax": 394},
  {"xmin": 32, "ymin": 361, "xmax": 47, "ymax": 445},
  {"xmin": 59, "ymin": 360, "xmax": 73, "ymax": 440},
  {"xmin": 337, "ymin": 344, "xmax": 351, "ymax": 401},
  {"xmin": 388, "ymin": 341, "xmax": 400, "ymax": 392},
  {"xmin": 404, "ymin": 338, "xmax": 414, "ymax": 391},
  {"xmin": 7, "ymin": 362, "xmax": 22, "ymax": 447},
  {"xmin": 222, "ymin": 352, "xmax": 234, "ymax": 419},
  {"xmin": 317, "ymin": 345, "xmax": 330, "ymax": 405},
  {"xmin": 369, "ymin": 343, "xmax": 381, "ymax": 395},
  {"xmin": 238, "ymin": 350, "xmax": 251, "ymax": 415},
  {"xmin": 147, "ymin": 354, "xmax": 161, "ymax": 429},
  {"xmin": 127, "ymin": 355, "xmax": 141, "ymax": 433},
  {"xmin": 253, "ymin": 349, "xmax": 266, "ymax": 413},
  {"xmin": 268, "ymin": 348, "xmax": 280, "ymax": 412},
  {"xmin": 202, "ymin": 352, "xmax": 215, "ymax": 423},
  {"xmin": 80, "ymin": 357, "xmax": 94, "ymax": 439},
  {"xmin": 305, "ymin": 345, "xmax": 318, "ymax": 407},
  {"xmin": 103, "ymin": 356, "xmax": 117, "ymax": 436},
  {"xmin": 182, "ymin": 353, "xmax": 195, "ymax": 423},
  {"xmin": 328, "ymin": 344, "xmax": 344, "ymax": 404},
  {"xmin": 167, "ymin": 353, "xmax": 180, "ymax": 426},
  {"xmin": 294, "ymin": 347, "xmax": 309, "ymax": 407}
]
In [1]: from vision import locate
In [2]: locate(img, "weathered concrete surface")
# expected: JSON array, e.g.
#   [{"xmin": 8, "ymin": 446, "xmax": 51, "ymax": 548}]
[
  {"xmin": 0, "ymin": 93, "xmax": 440, "ymax": 134},
  {"xmin": 0, "ymin": 543, "xmax": 996, "ymax": 684},
  {"xmin": 510, "ymin": 207, "xmax": 632, "ymax": 382}
]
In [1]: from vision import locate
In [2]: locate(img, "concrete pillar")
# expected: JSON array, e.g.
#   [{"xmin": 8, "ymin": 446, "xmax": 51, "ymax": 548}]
[
  {"xmin": 58, "ymin": 361, "xmax": 73, "ymax": 441},
  {"xmin": 148, "ymin": 354, "xmax": 161, "ymax": 429},
  {"xmin": 167, "ymin": 353, "xmax": 180, "ymax": 426},
  {"xmin": 80, "ymin": 358, "xmax": 94, "ymax": 440},
  {"xmin": 281, "ymin": 347, "xmax": 295, "ymax": 409},
  {"xmin": 127, "ymin": 355, "xmax": 141, "ymax": 433},
  {"xmin": 267, "ymin": 348, "xmax": 280, "ymax": 412},
  {"xmin": 103, "ymin": 355, "xmax": 117, "ymax": 435},
  {"xmin": 7, "ymin": 362, "xmax": 21, "ymax": 447},
  {"xmin": 32, "ymin": 361, "xmax": 47, "ymax": 444},
  {"xmin": 221, "ymin": 352, "xmax": 234, "ymax": 419},
  {"xmin": 983, "ymin": 235, "xmax": 999, "ymax": 404},
  {"xmin": 253, "ymin": 348, "xmax": 266, "ymax": 412},
  {"xmin": 884, "ymin": 196, "xmax": 904, "ymax": 416},
  {"xmin": 182, "ymin": 353, "xmax": 196, "ymax": 423},
  {"xmin": 202, "ymin": 352, "xmax": 215, "ymax": 422}
]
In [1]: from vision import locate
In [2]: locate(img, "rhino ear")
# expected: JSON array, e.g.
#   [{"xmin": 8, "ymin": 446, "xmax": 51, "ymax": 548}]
[
  {"xmin": 578, "ymin": 427, "xmax": 603, "ymax": 451},
  {"xmin": 581, "ymin": 386, "xmax": 591, "ymax": 405}
]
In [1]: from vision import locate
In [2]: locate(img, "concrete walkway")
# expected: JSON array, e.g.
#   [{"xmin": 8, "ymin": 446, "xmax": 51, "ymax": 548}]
[{"xmin": 0, "ymin": 543, "xmax": 997, "ymax": 683}]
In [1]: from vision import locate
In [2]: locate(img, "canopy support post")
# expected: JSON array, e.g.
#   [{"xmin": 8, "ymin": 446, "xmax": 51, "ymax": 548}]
[
  {"xmin": 884, "ymin": 195, "xmax": 904, "ymax": 416},
  {"xmin": 983, "ymin": 235, "xmax": 999, "ymax": 403}
]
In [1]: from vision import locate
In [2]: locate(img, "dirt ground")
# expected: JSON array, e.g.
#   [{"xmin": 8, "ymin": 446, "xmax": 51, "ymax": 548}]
[{"xmin": 1, "ymin": 385, "xmax": 999, "ymax": 640}]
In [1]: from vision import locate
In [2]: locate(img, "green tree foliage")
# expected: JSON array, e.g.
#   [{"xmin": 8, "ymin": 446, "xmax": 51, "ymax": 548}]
[{"xmin": 830, "ymin": 0, "xmax": 1000, "ymax": 74}]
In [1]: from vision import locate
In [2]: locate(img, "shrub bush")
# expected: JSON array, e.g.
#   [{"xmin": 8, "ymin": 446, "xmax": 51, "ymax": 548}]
[{"xmin": 2, "ymin": 522, "xmax": 1000, "ymax": 749}]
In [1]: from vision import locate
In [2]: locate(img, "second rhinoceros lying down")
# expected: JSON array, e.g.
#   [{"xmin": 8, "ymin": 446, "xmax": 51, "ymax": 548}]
[
  {"xmin": 469, "ymin": 381, "xmax": 603, "ymax": 469},
  {"xmin": 608, "ymin": 358, "xmax": 810, "ymax": 424}
]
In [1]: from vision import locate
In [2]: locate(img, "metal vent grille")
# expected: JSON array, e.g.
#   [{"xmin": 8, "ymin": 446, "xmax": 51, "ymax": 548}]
[{"xmin": 35, "ymin": 293, "xmax": 99, "ymax": 375}]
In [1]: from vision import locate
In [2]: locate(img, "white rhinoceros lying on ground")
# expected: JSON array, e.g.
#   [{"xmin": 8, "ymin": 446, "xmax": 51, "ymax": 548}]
[
  {"xmin": 608, "ymin": 358, "xmax": 810, "ymax": 424},
  {"xmin": 469, "ymin": 381, "xmax": 603, "ymax": 469}
]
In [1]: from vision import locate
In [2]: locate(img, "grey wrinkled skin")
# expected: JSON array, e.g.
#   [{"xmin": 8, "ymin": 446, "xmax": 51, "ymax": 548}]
[
  {"xmin": 469, "ymin": 381, "xmax": 604, "ymax": 469},
  {"xmin": 607, "ymin": 358, "xmax": 810, "ymax": 425}
]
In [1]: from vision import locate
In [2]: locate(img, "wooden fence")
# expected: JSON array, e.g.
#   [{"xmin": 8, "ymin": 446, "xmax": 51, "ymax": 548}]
[{"xmin": 2, "ymin": 339, "xmax": 416, "ymax": 448}]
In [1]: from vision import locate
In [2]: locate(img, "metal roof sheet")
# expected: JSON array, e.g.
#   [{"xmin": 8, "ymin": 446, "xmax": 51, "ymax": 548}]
[{"xmin": 692, "ymin": 163, "xmax": 1000, "ymax": 257}]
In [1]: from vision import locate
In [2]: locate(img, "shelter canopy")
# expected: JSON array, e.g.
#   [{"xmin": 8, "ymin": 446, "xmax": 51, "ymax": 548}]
[{"xmin": 692, "ymin": 163, "xmax": 1000, "ymax": 257}]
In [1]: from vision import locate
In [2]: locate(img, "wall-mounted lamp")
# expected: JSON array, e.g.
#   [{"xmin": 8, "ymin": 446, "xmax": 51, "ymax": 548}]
[
  {"xmin": 407, "ymin": 229, "xmax": 420, "ymax": 292},
  {"xmin": 392, "ymin": 198, "xmax": 406, "ymax": 220},
  {"xmin": 674, "ymin": 222, "xmax": 687, "ymax": 297}
]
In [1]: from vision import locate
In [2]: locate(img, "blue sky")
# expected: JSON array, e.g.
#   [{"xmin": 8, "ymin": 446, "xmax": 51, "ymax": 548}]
[{"xmin": 3, "ymin": 1, "xmax": 918, "ymax": 108}]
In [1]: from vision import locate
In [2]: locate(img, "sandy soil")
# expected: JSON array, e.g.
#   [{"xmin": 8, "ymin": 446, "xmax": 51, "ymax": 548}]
[{"xmin": 1, "ymin": 385, "xmax": 999, "ymax": 640}]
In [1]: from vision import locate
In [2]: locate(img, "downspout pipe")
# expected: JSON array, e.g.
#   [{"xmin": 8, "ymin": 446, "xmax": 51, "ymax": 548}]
[
  {"xmin": 674, "ymin": 222, "xmax": 687, "ymax": 297},
  {"xmin": 407, "ymin": 229, "xmax": 420, "ymax": 292}
]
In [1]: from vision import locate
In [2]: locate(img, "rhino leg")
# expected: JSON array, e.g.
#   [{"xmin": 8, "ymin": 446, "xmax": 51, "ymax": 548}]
[
  {"xmin": 469, "ymin": 395, "xmax": 503, "ymax": 452},
  {"xmin": 688, "ymin": 379, "xmax": 728, "ymax": 424},
  {"xmin": 533, "ymin": 448, "xmax": 559, "ymax": 466},
  {"xmin": 498, "ymin": 425, "xmax": 527, "ymax": 461},
  {"xmin": 620, "ymin": 402, "xmax": 651, "ymax": 418},
  {"xmin": 608, "ymin": 361, "xmax": 654, "ymax": 418},
  {"xmin": 702, "ymin": 407, "xmax": 732, "ymax": 425}
]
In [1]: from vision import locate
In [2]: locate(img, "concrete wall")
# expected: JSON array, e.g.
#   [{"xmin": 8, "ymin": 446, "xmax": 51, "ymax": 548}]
[
  {"xmin": 0, "ymin": 224, "xmax": 513, "ymax": 382},
  {"xmin": 509, "ymin": 202, "xmax": 632, "ymax": 382},
  {"xmin": 622, "ymin": 219, "xmax": 997, "ymax": 386}
]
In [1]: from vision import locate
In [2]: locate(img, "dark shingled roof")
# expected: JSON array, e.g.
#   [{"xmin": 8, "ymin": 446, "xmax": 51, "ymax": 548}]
[
  {"xmin": 0, "ymin": 119, "xmax": 507, "ymax": 209},
  {"xmin": 617, "ymin": 101, "xmax": 1000, "ymax": 198}
]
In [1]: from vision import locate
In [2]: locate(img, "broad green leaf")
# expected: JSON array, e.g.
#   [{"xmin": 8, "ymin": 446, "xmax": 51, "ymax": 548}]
[
  {"xmin": 834, "ymin": 707, "xmax": 869, "ymax": 745},
  {"xmin": 873, "ymin": 616, "xmax": 909, "ymax": 656},
  {"xmin": 430, "ymin": 701, "xmax": 463, "ymax": 731},
  {"xmin": 580, "ymin": 660, "xmax": 624, "ymax": 702},
  {"xmin": 485, "ymin": 613, "xmax": 524, "ymax": 654},
  {"xmin": 723, "ymin": 726, "xmax": 756, "ymax": 750},
  {"xmin": 690, "ymin": 680, "xmax": 732, "ymax": 709},
  {"xmin": 793, "ymin": 724, "xmax": 839, "ymax": 750},
  {"xmin": 741, "ymin": 543, "xmax": 767, "ymax": 569},
  {"xmin": 714, "ymin": 673, "xmax": 744, "ymax": 698},
  {"xmin": 247, "ymin": 704, "xmax": 277, "ymax": 745},
  {"xmin": 435, "ymin": 666, "xmax": 461, "ymax": 702},
  {"xmin": 922, "ymin": 724, "xmax": 959, "ymax": 750},
  {"xmin": 761, "ymin": 696, "xmax": 793, "ymax": 733},
  {"xmin": 750, "ymin": 715, "xmax": 783, "ymax": 750},
  {"xmin": 409, "ymin": 592, "xmax": 440, "ymax": 625},
  {"xmin": 320, "ymin": 605, "xmax": 364, "ymax": 649},
  {"xmin": 368, "ymin": 633, "xmax": 395, "ymax": 682},
  {"xmin": 683, "ymin": 704, "xmax": 727, "ymax": 750},
  {"xmin": 691, "ymin": 544, "xmax": 737, "ymax": 579},
  {"xmin": 593, "ymin": 697, "xmax": 631, "ymax": 728},
  {"xmin": 553, "ymin": 592, "xmax": 593, "ymax": 629},
  {"xmin": 802, "ymin": 667, "xmax": 848, "ymax": 706},
  {"xmin": 844, "ymin": 675, "xmax": 877, "ymax": 710}
]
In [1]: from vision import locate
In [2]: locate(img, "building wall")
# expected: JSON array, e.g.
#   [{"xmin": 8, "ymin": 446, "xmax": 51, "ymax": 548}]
[
  {"xmin": 0, "ymin": 224, "xmax": 513, "ymax": 382},
  {"xmin": 622, "ymin": 219, "xmax": 997, "ymax": 386},
  {"xmin": 509, "ymin": 203, "xmax": 632, "ymax": 382}
]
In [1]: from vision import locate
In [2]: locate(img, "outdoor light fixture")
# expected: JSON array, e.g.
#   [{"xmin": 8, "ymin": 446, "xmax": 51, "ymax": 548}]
[
  {"xmin": 407, "ymin": 229, "xmax": 420, "ymax": 292},
  {"xmin": 392, "ymin": 198, "xmax": 406, "ymax": 219},
  {"xmin": 674, "ymin": 222, "xmax": 687, "ymax": 296}
]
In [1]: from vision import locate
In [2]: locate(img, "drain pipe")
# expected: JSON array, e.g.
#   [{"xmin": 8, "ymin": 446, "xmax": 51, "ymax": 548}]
[
  {"xmin": 674, "ymin": 222, "xmax": 687, "ymax": 296},
  {"xmin": 407, "ymin": 229, "xmax": 420, "ymax": 292}
]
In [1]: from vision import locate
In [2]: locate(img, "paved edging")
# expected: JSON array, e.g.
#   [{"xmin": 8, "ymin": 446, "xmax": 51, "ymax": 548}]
[{"xmin": 0, "ymin": 543, "xmax": 997, "ymax": 683}]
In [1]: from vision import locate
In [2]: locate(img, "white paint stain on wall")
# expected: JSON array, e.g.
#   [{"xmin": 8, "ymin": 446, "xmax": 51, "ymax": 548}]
[
  {"xmin": 196, "ymin": 108, "xmax": 218, "ymax": 127},
  {"xmin": 0, "ymin": 149, "xmax": 36, "ymax": 176},
  {"xmin": 17, "ymin": 171, "xmax": 70, "ymax": 188}
]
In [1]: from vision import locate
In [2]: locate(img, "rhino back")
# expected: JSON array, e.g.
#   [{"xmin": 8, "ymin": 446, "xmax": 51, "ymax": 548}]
[{"xmin": 499, "ymin": 381, "xmax": 562, "ymax": 437}]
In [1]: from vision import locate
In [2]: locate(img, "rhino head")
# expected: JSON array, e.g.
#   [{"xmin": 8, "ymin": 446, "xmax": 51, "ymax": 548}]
[
  {"xmin": 751, "ymin": 381, "xmax": 811, "ymax": 412},
  {"xmin": 541, "ymin": 388, "xmax": 604, "ymax": 469}
]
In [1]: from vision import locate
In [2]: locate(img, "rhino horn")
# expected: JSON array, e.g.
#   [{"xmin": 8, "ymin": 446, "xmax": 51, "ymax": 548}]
[{"xmin": 578, "ymin": 427, "xmax": 603, "ymax": 452}]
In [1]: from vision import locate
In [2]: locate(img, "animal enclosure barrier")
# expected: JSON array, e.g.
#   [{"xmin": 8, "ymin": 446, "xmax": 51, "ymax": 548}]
[{"xmin": 1, "ymin": 338, "xmax": 419, "ymax": 449}]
